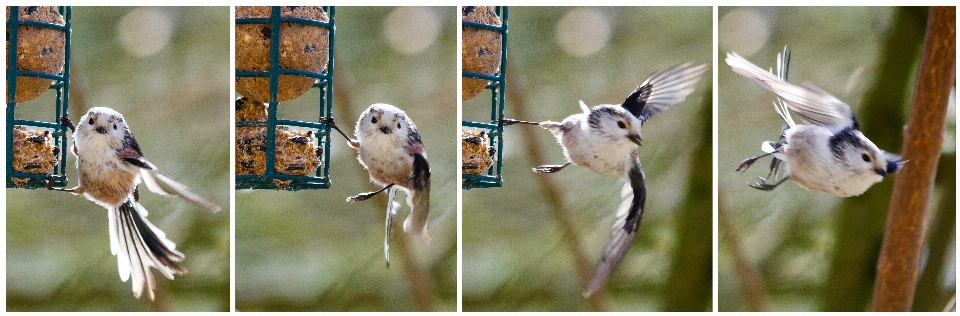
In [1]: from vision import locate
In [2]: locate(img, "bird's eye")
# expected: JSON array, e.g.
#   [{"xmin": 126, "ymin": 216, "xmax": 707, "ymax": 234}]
[
  {"xmin": 371, "ymin": 117, "xmax": 378, "ymax": 124},
  {"xmin": 113, "ymin": 124, "xmax": 117, "ymax": 130},
  {"xmin": 397, "ymin": 123, "xmax": 402, "ymax": 129},
  {"xmin": 617, "ymin": 121, "xmax": 626, "ymax": 129},
  {"xmin": 88, "ymin": 118, "xmax": 94, "ymax": 125},
  {"xmin": 862, "ymin": 153, "xmax": 871, "ymax": 162}
]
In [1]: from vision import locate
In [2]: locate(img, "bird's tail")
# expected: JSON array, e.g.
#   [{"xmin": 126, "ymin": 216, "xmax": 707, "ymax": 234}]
[
  {"xmin": 108, "ymin": 197, "xmax": 186, "ymax": 300},
  {"xmin": 583, "ymin": 161, "xmax": 646, "ymax": 297},
  {"xmin": 384, "ymin": 187, "xmax": 400, "ymax": 267},
  {"xmin": 403, "ymin": 153, "xmax": 432, "ymax": 245}
]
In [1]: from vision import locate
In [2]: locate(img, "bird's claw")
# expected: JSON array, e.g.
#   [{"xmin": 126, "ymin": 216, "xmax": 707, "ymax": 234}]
[
  {"xmin": 43, "ymin": 174, "xmax": 55, "ymax": 190},
  {"xmin": 60, "ymin": 117, "xmax": 75, "ymax": 133},
  {"xmin": 346, "ymin": 192, "xmax": 376, "ymax": 202},
  {"xmin": 498, "ymin": 118, "xmax": 540, "ymax": 126},
  {"xmin": 533, "ymin": 165, "xmax": 565, "ymax": 173},
  {"xmin": 748, "ymin": 177, "xmax": 778, "ymax": 191}
]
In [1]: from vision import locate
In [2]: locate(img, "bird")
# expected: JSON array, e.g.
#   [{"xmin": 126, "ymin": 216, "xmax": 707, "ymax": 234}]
[
  {"xmin": 44, "ymin": 106, "xmax": 220, "ymax": 300},
  {"xmin": 726, "ymin": 47, "xmax": 903, "ymax": 197},
  {"xmin": 341, "ymin": 103, "xmax": 431, "ymax": 267},
  {"xmin": 506, "ymin": 62, "xmax": 708, "ymax": 297}
]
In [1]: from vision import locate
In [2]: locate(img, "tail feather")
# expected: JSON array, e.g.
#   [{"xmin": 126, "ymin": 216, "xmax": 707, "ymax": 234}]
[
  {"xmin": 403, "ymin": 153, "xmax": 431, "ymax": 244},
  {"xmin": 584, "ymin": 161, "xmax": 646, "ymax": 297},
  {"xmin": 111, "ymin": 198, "xmax": 185, "ymax": 300}
]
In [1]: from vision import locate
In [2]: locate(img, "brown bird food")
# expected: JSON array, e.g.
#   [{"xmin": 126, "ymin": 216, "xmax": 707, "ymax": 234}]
[
  {"xmin": 11, "ymin": 125, "xmax": 59, "ymax": 187},
  {"xmin": 461, "ymin": 6, "xmax": 501, "ymax": 102},
  {"xmin": 461, "ymin": 128, "xmax": 494, "ymax": 175},
  {"xmin": 235, "ymin": 97, "xmax": 321, "ymax": 177},
  {"xmin": 235, "ymin": 6, "xmax": 329, "ymax": 103},
  {"xmin": 5, "ymin": 6, "xmax": 66, "ymax": 104}
]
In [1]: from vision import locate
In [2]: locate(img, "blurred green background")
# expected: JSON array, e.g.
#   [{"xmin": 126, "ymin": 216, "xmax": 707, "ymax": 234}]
[
  {"xmin": 6, "ymin": 7, "xmax": 231, "ymax": 311},
  {"xmin": 718, "ymin": 7, "xmax": 955, "ymax": 311},
  {"xmin": 234, "ymin": 7, "xmax": 457, "ymax": 311},
  {"xmin": 462, "ymin": 7, "xmax": 713, "ymax": 311}
]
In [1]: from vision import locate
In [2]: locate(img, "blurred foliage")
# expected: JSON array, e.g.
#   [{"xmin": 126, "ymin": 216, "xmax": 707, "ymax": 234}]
[
  {"xmin": 234, "ymin": 7, "xmax": 456, "ymax": 311},
  {"xmin": 6, "ymin": 7, "xmax": 231, "ymax": 311},
  {"xmin": 462, "ymin": 7, "xmax": 712, "ymax": 311},
  {"xmin": 718, "ymin": 7, "xmax": 955, "ymax": 311}
]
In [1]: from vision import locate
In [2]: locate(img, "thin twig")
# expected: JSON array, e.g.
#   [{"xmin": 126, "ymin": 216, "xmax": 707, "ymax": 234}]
[
  {"xmin": 718, "ymin": 195, "xmax": 767, "ymax": 312},
  {"xmin": 871, "ymin": 6, "xmax": 955, "ymax": 312}
]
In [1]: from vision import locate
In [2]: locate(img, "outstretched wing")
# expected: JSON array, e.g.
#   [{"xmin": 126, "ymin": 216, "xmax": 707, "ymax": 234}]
[
  {"xmin": 139, "ymin": 169, "xmax": 221, "ymax": 213},
  {"xmin": 110, "ymin": 197, "xmax": 186, "ymax": 300},
  {"xmin": 403, "ymin": 152, "xmax": 431, "ymax": 245},
  {"xmin": 117, "ymin": 133, "xmax": 220, "ymax": 213},
  {"xmin": 725, "ymin": 51, "xmax": 858, "ymax": 133},
  {"xmin": 583, "ymin": 159, "xmax": 646, "ymax": 297},
  {"xmin": 622, "ymin": 62, "xmax": 708, "ymax": 123}
]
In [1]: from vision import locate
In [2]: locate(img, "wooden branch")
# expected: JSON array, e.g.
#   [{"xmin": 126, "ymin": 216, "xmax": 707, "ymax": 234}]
[{"xmin": 871, "ymin": 6, "xmax": 955, "ymax": 312}]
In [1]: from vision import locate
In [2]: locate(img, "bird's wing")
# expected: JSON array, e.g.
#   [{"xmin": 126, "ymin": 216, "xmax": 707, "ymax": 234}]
[
  {"xmin": 726, "ymin": 52, "xmax": 857, "ymax": 132},
  {"xmin": 139, "ymin": 168, "xmax": 221, "ymax": 213},
  {"xmin": 622, "ymin": 62, "xmax": 708, "ymax": 123},
  {"xmin": 116, "ymin": 135, "xmax": 220, "ymax": 213},
  {"xmin": 403, "ymin": 152, "xmax": 432, "ymax": 245},
  {"xmin": 583, "ymin": 159, "xmax": 646, "ymax": 297},
  {"xmin": 111, "ymin": 197, "xmax": 186, "ymax": 300}
]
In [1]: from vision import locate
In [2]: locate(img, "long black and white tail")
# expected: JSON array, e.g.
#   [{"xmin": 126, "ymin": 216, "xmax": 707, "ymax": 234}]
[
  {"xmin": 583, "ymin": 160, "xmax": 646, "ymax": 297},
  {"xmin": 108, "ymin": 197, "xmax": 186, "ymax": 300}
]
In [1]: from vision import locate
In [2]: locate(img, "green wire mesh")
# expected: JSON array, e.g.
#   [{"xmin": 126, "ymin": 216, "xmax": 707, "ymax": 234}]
[
  {"xmin": 235, "ymin": 6, "xmax": 335, "ymax": 191},
  {"xmin": 462, "ymin": 6, "xmax": 507, "ymax": 189},
  {"xmin": 6, "ymin": 6, "xmax": 71, "ymax": 189}
]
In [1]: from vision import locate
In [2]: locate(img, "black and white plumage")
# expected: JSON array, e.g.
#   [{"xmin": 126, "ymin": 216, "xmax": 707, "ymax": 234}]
[
  {"xmin": 47, "ymin": 107, "xmax": 220, "ymax": 300},
  {"xmin": 727, "ymin": 47, "xmax": 903, "ymax": 197},
  {"xmin": 346, "ymin": 103, "xmax": 431, "ymax": 267},
  {"xmin": 529, "ymin": 62, "xmax": 707, "ymax": 296}
]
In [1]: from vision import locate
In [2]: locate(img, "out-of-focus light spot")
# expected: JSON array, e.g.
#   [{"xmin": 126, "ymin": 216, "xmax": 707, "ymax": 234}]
[
  {"xmin": 117, "ymin": 7, "xmax": 173, "ymax": 58},
  {"xmin": 384, "ymin": 7, "xmax": 440, "ymax": 55},
  {"xmin": 556, "ymin": 8, "xmax": 611, "ymax": 57},
  {"xmin": 719, "ymin": 8, "xmax": 770, "ymax": 56}
]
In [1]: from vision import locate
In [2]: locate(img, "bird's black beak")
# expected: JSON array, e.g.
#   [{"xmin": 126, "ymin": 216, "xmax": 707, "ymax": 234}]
[
  {"xmin": 885, "ymin": 160, "xmax": 901, "ymax": 175},
  {"xmin": 628, "ymin": 134, "xmax": 643, "ymax": 146},
  {"xmin": 96, "ymin": 126, "xmax": 107, "ymax": 134},
  {"xmin": 380, "ymin": 126, "xmax": 391, "ymax": 134},
  {"xmin": 874, "ymin": 168, "xmax": 888, "ymax": 177}
]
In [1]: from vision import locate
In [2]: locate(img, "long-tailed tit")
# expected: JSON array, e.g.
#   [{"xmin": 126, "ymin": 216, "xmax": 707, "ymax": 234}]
[
  {"xmin": 45, "ymin": 107, "xmax": 220, "ymax": 300},
  {"xmin": 507, "ymin": 62, "xmax": 708, "ymax": 297},
  {"xmin": 726, "ymin": 47, "xmax": 903, "ymax": 197},
  {"xmin": 341, "ymin": 103, "xmax": 431, "ymax": 267}
]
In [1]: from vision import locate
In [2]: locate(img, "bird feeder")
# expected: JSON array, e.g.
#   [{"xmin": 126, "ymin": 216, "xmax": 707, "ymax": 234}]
[
  {"xmin": 6, "ymin": 6, "xmax": 71, "ymax": 189},
  {"xmin": 461, "ymin": 6, "xmax": 507, "ymax": 189},
  {"xmin": 235, "ymin": 6, "xmax": 335, "ymax": 191}
]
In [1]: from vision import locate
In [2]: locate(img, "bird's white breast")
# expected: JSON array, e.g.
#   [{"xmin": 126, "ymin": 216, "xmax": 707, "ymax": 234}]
[{"xmin": 784, "ymin": 125, "xmax": 882, "ymax": 197}]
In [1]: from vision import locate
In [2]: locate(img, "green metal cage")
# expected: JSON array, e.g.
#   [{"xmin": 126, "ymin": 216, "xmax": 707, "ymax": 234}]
[
  {"xmin": 235, "ymin": 6, "xmax": 335, "ymax": 191},
  {"xmin": 5, "ymin": 6, "xmax": 71, "ymax": 189},
  {"xmin": 462, "ymin": 6, "xmax": 507, "ymax": 189}
]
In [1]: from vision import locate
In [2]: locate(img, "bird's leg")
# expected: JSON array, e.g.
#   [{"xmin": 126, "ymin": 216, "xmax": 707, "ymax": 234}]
[
  {"xmin": 347, "ymin": 183, "xmax": 395, "ymax": 202},
  {"xmin": 43, "ymin": 174, "xmax": 74, "ymax": 193},
  {"xmin": 766, "ymin": 157, "xmax": 783, "ymax": 180},
  {"xmin": 533, "ymin": 162, "xmax": 571, "ymax": 173},
  {"xmin": 735, "ymin": 152, "xmax": 771, "ymax": 173},
  {"xmin": 748, "ymin": 176, "xmax": 788, "ymax": 191},
  {"xmin": 319, "ymin": 116, "xmax": 355, "ymax": 144},
  {"xmin": 60, "ymin": 117, "xmax": 75, "ymax": 133},
  {"xmin": 498, "ymin": 118, "xmax": 541, "ymax": 126}
]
